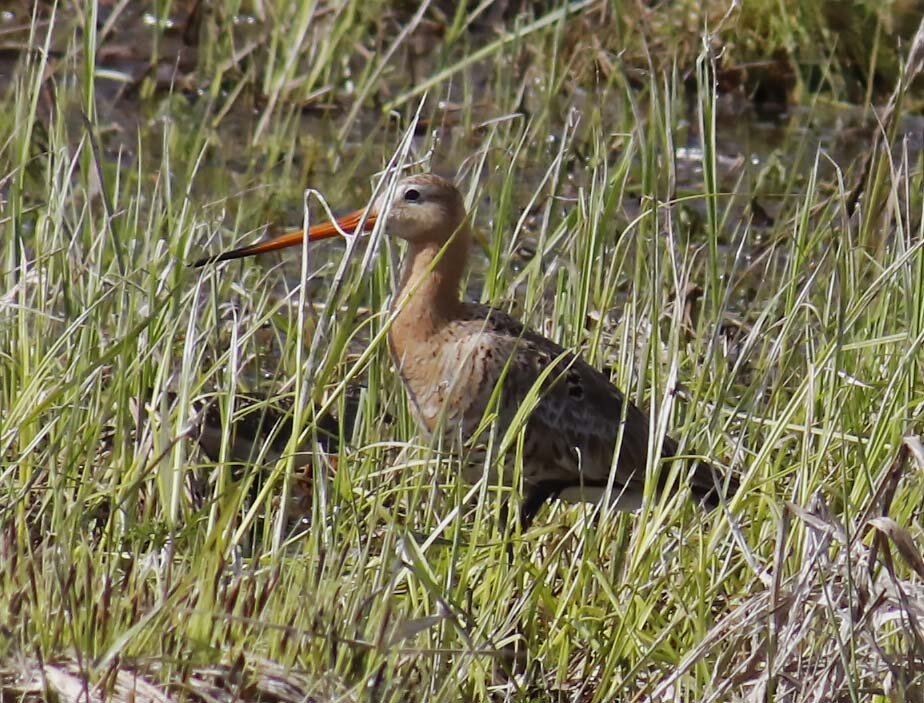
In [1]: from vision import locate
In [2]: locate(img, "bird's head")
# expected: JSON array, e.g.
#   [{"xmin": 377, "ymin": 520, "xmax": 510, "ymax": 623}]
[{"xmin": 192, "ymin": 173, "xmax": 467, "ymax": 267}]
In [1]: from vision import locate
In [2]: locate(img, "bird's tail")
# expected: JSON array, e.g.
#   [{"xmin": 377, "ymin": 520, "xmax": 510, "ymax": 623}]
[
  {"xmin": 659, "ymin": 434, "xmax": 738, "ymax": 510},
  {"xmin": 688, "ymin": 459, "xmax": 739, "ymax": 510}
]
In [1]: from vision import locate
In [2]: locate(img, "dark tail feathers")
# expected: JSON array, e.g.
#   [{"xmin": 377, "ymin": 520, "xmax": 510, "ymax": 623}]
[{"xmin": 688, "ymin": 460, "xmax": 739, "ymax": 510}]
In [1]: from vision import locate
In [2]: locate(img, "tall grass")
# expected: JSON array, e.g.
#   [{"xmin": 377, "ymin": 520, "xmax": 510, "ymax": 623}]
[{"xmin": 1, "ymin": 2, "xmax": 922, "ymax": 701}]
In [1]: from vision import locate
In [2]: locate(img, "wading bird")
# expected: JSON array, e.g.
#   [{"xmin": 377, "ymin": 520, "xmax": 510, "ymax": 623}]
[{"xmin": 195, "ymin": 174, "xmax": 737, "ymax": 528}]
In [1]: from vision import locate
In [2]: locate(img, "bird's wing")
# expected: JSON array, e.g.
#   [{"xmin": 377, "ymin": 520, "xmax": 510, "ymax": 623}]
[{"xmin": 461, "ymin": 304, "xmax": 658, "ymax": 489}]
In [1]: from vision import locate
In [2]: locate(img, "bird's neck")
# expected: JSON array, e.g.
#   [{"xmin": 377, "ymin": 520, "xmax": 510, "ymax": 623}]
[{"xmin": 390, "ymin": 230, "xmax": 468, "ymax": 342}]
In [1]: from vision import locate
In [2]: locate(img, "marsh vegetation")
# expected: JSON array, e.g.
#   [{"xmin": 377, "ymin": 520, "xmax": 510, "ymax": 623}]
[{"xmin": 1, "ymin": 1, "xmax": 923, "ymax": 700}]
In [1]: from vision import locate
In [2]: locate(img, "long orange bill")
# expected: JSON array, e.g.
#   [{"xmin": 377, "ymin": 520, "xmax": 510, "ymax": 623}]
[{"xmin": 192, "ymin": 208, "xmax": 377, "ymax": 267}]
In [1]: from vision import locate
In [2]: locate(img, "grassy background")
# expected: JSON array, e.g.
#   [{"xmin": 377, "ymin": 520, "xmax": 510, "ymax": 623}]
[{"xmin": 1, "ymin": 1, "xmax": 923, "ymax": 701}]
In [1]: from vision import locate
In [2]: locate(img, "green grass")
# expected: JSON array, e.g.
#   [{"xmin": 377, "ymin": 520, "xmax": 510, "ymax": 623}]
[{"xmin": 1, "ymin": 1, "xmax": 923, "ymax": 701}]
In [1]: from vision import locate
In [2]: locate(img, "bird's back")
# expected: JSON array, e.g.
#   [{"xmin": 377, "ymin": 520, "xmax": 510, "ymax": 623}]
[{"xmin": 390, "ymin": 302, "xmax": 666, "ymax": 501}]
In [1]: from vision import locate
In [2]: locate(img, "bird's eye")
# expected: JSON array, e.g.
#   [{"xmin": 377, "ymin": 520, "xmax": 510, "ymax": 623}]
[{"xmin": 404, "ymin": 188, "xmax": 420, "ymax": 202}]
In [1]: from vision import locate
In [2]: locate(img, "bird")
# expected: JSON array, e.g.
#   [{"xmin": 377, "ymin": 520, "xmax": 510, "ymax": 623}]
[
  {"xmin": 185, "ymin": 387, "xmax": 364, "ymax": 468},
  {"xmin": 194, "ymin": 173, "xmax": 738, "ymax": 529},
  {"xmin": 134, "ymin": 387, "xmax": 367, "ymax": 521}
]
